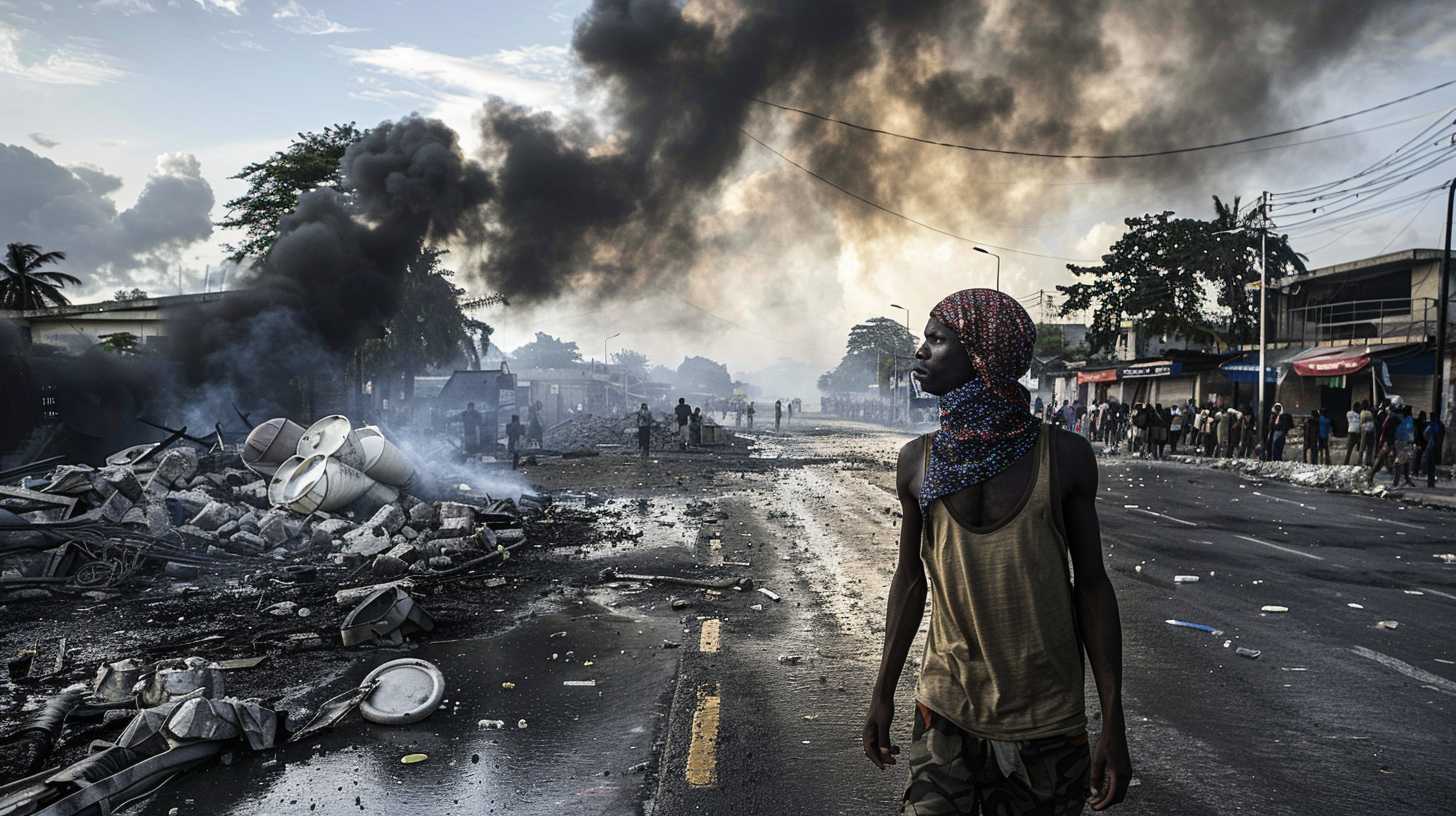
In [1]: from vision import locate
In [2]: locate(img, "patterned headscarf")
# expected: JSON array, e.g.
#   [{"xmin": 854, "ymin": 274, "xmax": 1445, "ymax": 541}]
[{"xmin": 920, "ymin": 288, "xmax": 1041, "ymax": 513}]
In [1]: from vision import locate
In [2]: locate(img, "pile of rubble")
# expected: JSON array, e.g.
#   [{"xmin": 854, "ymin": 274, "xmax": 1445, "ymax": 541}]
[
  {"xmin": 543, "ymin": 412, "xmax": 681, "ymax": 451},
  {"xmin": 1203, "ymin": 457, "xmax": 1374, "ymax": 491},
  {"xmin": 0, "ymin": 414, "xmax": 543, "ymax": 600}
]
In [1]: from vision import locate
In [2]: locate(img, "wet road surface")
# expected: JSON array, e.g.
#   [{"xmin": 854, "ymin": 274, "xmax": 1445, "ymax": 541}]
[{"xmin": 143, "ymin": 419, "xmax": 1455, "ymax": 815}]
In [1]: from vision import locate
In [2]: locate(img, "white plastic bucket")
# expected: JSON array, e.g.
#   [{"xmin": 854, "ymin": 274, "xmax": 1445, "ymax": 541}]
[
  {"xmin": 243, "ymin": 418, "xmax": 306, "ymax": 478},
  {"xmin": 354, "ymin": 427, "xmax": 416, "ymax": 487},
  {"xmin": 296, "ymin": 415, "xmax": 366, "ymax": 469},
  {"xmin": 267, "ymin": 455, "xmax": 307, "ymax": 507},
  {"xmin": 282, "ymin": 454, "xmax": 376, "ymax": 513}
]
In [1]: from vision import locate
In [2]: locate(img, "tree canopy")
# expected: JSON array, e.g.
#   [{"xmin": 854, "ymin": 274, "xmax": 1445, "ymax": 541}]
[
  {"xmin": 362, "ymin": 248, "xmax": 490, "ymax": 389},
  {"xmin": 1056, "ymin": 197, "xmax": 1307, "ymax": 354},
  {"xmin": 217, "ymin": 123, "xmax": 364, "ymax": 263},
  {"xmin": 611, "ymin": 349, "xmax": 649, "ymax": 379},
  {"xmin": 0, "ymin": 242, "xmax": 80, "ymax": 310},
  {"xmin": 511, "ymin": 332, "xmax": 583, "ymax": 370},
  {"xmin": 677, "ymin": 355, "xmax": 733, "ymax": 396},
  {"xmin": 818, "ymin": 316, "xmax": 917, "ymax": 393},
  {"xmin": 112, "ymin": 288, "xmax": 149, "ymax": 302}
]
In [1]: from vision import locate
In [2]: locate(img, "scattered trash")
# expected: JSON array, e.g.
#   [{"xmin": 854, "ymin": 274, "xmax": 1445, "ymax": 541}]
[
  {"xmin": 1435, "ymin": 553, "xmax": 1456, "ymax": 564},
  {"xmin": 501, "ymin": 681, "xmax": 516, "ymax": 689},
  {"xmin": 550, "ymin": 631, "xmax": 568, "ymax": 639},
  {"xmin": 749, "ymin": 603, "xmax": 764, "ymax": 611},
  {"xmin": 401, "ymin": 753, "xmax": 429, "ymax": 765},
  {"xmin": 1165, "ymin": 619, "xmax": 1223, "ymax": 635},
  {"xmin": 478, "ymin": 719, "xmax": 506, "ymax": 729},
  {"xmin": 599, "ymin": 566, "xmax": 751, "ymax": 591},
  {"xmin": 1376, "ymin": 620, "xmax": 1400, "ymax": 630},
  {"xmin": 1404, "ymin": 590, "xmax": 1425, "ymax": 595},
  {"xmin": 1347, "ymin": 603, "xmax": 1364, "ymax": 609},
  {"xmin": 777, "ymin": 655, "xmax": 803, "ymax": 665},
  {"xmin": 628, "ymin": 761, "xmax": 649, "ymax": 774},
  {"xmin": 1261, "ymin": 605, "xmax": 1289, "ymax": 614},
  {"xmin": 757, "ymin": 587, "xmax": 782, "ymax": 602},
  {"xmin": 1236, "ymin": 647, "xmax": 1262, "ymax": 660},
  {"xmin": 517, "ymin": 718, "xmax": 529, "ymax": 729},
  {"xmin": 1173, "ymin": 575, "xmax": 1200, "ymax": 583},
  {"xmin": 563, "ymin": 680, "xmax": 597, "ymax": 687},
  {"xmin": 339, "ymin": 586, "xmax": 435, "ymax": 647},
  {"xmin": 663, "ymin": 640, "xmax": 681, "ymax": 649}
]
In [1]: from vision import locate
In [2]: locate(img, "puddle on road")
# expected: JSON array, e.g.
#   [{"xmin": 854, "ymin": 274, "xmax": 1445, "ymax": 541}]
[{"xmin": 136, "ymin": 592, "xmax": 680, "ymax": 816}]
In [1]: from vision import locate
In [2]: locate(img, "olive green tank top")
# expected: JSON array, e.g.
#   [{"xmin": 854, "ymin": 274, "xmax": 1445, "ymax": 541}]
[{"xmin": 915, "ymin": 424, "xmax": 1087, "ymax": 740}]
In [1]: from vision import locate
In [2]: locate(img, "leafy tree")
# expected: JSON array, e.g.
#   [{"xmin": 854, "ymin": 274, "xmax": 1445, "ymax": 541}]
[
  {"xmin": 818, "ymin": 316, "xmax": 916, "ymax": 393},
  {"xmin": 611, "ymin": 349, "xmax": 649, "ymax": 379},
  {"xmin": 510, "ymin": 332, "xmax": 582, "ymax": 370},
  {"xmin": 217, "ymin": 123, "xmax": 364, "ymax": 263},
  {"xmin": 0, "ymin": 243, "xmax": 80, "ymax": 310},
  {"xmin": 1057, "ymin": 199, "xmax": 1306, "ymax": 354},
  {"xmin": 647, "ymin": 364, "xmax": 677, "ymax": 385},
  {"xmin": 112, "ymin": 288, "xmax": 150, "ymax": 302},
  {"xmin": 97, "ymin": 331, "xmax": 141, "ymax": 355},
  {"xmin": 677, "ymin": 356, "xmax": 733, "ymax": 395},
  {"xmin": 363, "ymin": 248, "xmax": 492, "ymax": 402}
]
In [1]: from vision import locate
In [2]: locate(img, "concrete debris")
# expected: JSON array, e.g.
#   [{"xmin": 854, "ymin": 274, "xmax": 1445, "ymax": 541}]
[{"xmin": 1376, "ymin": 620, "xmax": 1400, "ymax": 630}]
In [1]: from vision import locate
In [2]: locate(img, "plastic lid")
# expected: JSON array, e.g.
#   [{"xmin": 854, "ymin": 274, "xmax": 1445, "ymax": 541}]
[
  {"xmin": 281, "ymin": 455, "xmax": 328, "ymax": 504},
  {"xmin": 359, "ymin": 658, "xmax": 446, "ymax": 725},
  {"xmin": 298, "ymin": 415, "xmax": 353, "ymax": 458}
]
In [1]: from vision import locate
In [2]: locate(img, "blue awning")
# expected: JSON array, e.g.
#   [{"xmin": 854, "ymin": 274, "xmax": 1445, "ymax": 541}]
[{"xmin": 1220, "ymin": 351, "xmax": 1278, "ymax": 384}]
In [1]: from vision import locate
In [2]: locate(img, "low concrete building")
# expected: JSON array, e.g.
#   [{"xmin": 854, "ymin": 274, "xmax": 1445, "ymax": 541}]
[{"xmin": 0, "ymin": 292, "xmax": 227, "ymax": 353}]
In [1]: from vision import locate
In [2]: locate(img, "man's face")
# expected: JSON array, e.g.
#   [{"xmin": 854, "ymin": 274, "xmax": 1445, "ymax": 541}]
[{"xmin": 912, "ymin": 317, "xmax": 973, "ymax": 397}]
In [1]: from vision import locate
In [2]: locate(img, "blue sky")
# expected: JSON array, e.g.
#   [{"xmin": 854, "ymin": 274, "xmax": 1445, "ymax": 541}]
[{"xmin": 2, "ymin": 1, "xmax": 1455, "ymax": 376}]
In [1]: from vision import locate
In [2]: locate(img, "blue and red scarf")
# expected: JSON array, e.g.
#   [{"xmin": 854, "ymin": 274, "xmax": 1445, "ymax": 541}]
[{"xmin": 920, "ymin": 289, "xmax": 1041, "ymax": 513}]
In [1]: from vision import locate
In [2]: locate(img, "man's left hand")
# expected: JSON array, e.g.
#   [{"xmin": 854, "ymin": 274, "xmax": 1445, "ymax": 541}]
[{"xmin": 1088, "ymin": 728, "xmax": 1131, "ymax": 811}]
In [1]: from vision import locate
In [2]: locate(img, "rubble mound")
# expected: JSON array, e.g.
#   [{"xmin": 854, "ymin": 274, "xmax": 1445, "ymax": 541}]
[
  {"xmin": 543, "ymin": 414, "xmax": 679, "ymax": 451},
  {"xmin": 1208, "ymin": 458, "xmax": 1373, "ymax": 491}
]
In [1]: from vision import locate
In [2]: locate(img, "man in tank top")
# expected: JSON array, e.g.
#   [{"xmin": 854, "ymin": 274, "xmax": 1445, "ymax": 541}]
[{"xmin": 864, "ymin": 289, "xmax": 1131, "ymax": 814}]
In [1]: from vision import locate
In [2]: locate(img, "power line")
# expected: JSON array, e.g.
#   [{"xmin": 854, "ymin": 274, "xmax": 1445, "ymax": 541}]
[
  {"xmin": 751, "ymin": 78, "xmax": 1456, "ymax": 160},
  {"xmin": 1374, "ymin": 185, "xmax": 1444, "ymax": 255},
  {"xmin": 740, "ymin": 129, "xmax": 1098, "ymax": 263},
  {"xmin": 1270, "ymin": 107, "xmax": 1456, "ymax": 197}
]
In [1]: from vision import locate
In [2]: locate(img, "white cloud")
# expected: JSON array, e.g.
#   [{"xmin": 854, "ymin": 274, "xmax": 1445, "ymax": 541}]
[
  {"xmin": 339, "ymin": 43, "xmax": 570, "ymax": 110},
  {"xmin": 272, "ymin": 0, "xmax": 364, "ymax": 35},
  {"xmin": 94, "ymin": 0, "xmax": 157, "ymax": 14},
  {"xmin": 0, "ymin": 23, "xmax": 127, "ymax": 85},
  {"xmin": 1073, "ymin": 221, "xmax": 1126, "ymax": 261},
  {"xmin": 194, "ymin": 0, "xmax": 244, "ymax": 14},
  {"xmin": 214, "ymin": 28, "xmax": 269, "ymax": 51}
]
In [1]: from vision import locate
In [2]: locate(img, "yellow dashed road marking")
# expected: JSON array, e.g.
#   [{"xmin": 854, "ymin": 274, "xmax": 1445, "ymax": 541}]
[
  {"xmin": 699, "ymin": 618, "xmax": 721, "ymax": 653},
  {"xmin": 685, "ymin": 686, "xmax": 721, "ymax": 787}
]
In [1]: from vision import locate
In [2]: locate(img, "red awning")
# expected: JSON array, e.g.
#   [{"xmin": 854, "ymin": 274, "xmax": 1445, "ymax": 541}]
[
  {"xmin": 1291, "ymin": 347, "xmax": 1371, "ymax": 377},
  {"xmin": 1076, "ymin": 368, "xmax": 1118, "ymax": 384}
]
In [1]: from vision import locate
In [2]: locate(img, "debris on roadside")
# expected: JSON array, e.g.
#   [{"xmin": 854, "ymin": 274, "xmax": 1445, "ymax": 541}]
[
  {"xmin": 1164, "ymin": 619, "xmax": 1223, "ymax": 635},
  {"xmin": 1376, "ymin": 620, "xmax": 1400, "ymax": 630},
  {"xmin": 1235, "ymin": 647, "xmax": 1262, "ymax": 660},
  {"xmin": 1261, "ymin": 605, "xmax": 1290, "ymax": 613}
]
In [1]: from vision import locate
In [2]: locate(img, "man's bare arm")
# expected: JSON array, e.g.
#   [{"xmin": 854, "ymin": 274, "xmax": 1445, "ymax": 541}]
[
  {"xmin": 1061, "ymin": 431, "xmax": 1131, "ymax": 810},
  {"xmin": 863, "ymin": 440, "xmax": 928, "ymax": 769}
]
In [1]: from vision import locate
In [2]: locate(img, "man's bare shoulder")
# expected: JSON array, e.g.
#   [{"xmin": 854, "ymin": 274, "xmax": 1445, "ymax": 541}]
[{"xmin": 1048, "ymin": 426, "xmax": 1098, "ymax": 485}]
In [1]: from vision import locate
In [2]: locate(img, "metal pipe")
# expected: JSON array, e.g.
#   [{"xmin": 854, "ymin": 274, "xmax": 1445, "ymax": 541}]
[
  {"xmin": 1257, "ymin": 191, "xmax": 1268, "ymax": 457},
  {"xmin": 1427, "ymin": 179, "xmax": 1454, "ymax": 486}
]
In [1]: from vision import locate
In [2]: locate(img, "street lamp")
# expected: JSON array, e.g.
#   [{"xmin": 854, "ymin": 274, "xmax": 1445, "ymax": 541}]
[
  {"xmin": 605, "ymin": 332, "xmax": 621, "ymax": 412},
  {"xmin": 1213, "ymin": 193, "xmax": 1270, "ymax": 458},
  {"xmin": 973, "ymin": 246, "xmax": 1001, "ymax": 291},
  {"xmin": 891, "ymin": 303, "xmax": 912, "ymax": 424}
]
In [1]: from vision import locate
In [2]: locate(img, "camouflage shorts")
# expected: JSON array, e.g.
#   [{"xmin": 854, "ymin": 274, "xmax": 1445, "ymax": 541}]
[{"xmin": 901, "ymin": 704, "xmax": 1090, "ymax": 816}]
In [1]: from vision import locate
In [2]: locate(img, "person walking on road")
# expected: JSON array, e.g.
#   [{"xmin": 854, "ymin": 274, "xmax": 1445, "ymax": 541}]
[
  {"xmin": 505, "ymin": 414, "xmax": 525, "ymax": 469},
  {"xmin": 1216, "ymin": 407, "xmax": 1234, "ymax": 458},
  {"xmin": 674, "ymin": 398, "xmax": 692, "ymax": 450},
  {"xmin": 1389, "ymin": 405, "xmax": 1418, "ymax": 487},
  {"xmin": 689, "ymin": 406, "xmax": 703, "ymax": 446},
  {"xmin": 459, "ymin": 402, "xmax": 482, "ymax": 455},
  {"xmin": 1316, "ymin": 409, "xmax": 1332, "ymax": 465},
  {"xmin": 1413, "ymin": 410, "xmax": 1429, "ymax": 474},
  {"xmin": 775, "ymin": 399, "xmax": 784, "ymax": 432},
  {"xmin": 635, "ymin": 402, "xmax": 654, "ymax": 460},
  {"xmin": 1344, "ymin": 403, "xmax": 1363, "ymax": 465},
  {"xmin": 1359, "ymin": 401, "xmax": 1377, "ymax": 466},
  {"xmin": 746, "ymin": 401, "xmax": 756, "ymax": 429},
  {"xmin": 1301, "ymin": 410, "xmax": 1320, "ymax": 464},
  {"xmin": 864, "ymin": 288, "xmax": 1131, "ymax": 815},
  {"xmin": 1266, "ymin": 403, "xmax": 1292, "ymax": 461},
  {"xmin": 1168, "ymin": 406, "xmax": 1183, "ymax": 455},
  {"xmin": 1368, "ymin": 397, "xmax": 1403, "ymax": 482}
]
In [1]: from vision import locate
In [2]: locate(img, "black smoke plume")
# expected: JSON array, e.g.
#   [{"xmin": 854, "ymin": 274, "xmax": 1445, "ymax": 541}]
[
  {"xmin": 468, "ymin": 0, "xmax": 1437, "ymax": 300},
  {"xmin": 170, "ymin": 116, "xmax": 492, "ymax": 413}
]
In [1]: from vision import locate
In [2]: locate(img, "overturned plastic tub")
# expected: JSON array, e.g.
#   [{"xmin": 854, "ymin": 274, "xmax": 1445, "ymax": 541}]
[
  {"xmin": 282, "ymin": 455, "xmax": 376, "ymax": 513},
  {"xmin": 353, "ymin": 427, "xmax": 416, "ymax": 487},
  {"xmin": 242, "ymin": 418, "xmax": 306, "ymax": 478},
  {"xmin": 297, "ymin": 415, "xmax": 366, "ymax": 469},
  {"xmin": 267, "ymin": 455, "xmax": 307, "ymax": 508}
]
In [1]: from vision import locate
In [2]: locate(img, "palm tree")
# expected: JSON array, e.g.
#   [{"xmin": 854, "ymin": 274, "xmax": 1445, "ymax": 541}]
[{"xmin": 0, "ymin": 243, "xmax": 81, "ymax": 310}]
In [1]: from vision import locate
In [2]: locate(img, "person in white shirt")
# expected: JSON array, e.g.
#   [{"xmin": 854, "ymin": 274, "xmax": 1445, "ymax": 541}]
[{"xmin": 1343, "ymin": 405, "xmax": 1362, "ymax": 465}]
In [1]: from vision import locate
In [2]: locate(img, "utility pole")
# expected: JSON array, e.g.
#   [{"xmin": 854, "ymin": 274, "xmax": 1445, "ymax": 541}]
[
  {"xmin": 1256, "ymin": 191, "xmax": 1269, "ymax": 457},
  {"xmin": 1428, "ymin": 179, "xmax": 1453, "ymax": 486}
]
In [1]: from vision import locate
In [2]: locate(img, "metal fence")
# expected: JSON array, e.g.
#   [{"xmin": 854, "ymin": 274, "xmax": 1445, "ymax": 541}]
[{"xmin": 1275, "ymin": 297, "xmax": 1437, "ymax": 347}]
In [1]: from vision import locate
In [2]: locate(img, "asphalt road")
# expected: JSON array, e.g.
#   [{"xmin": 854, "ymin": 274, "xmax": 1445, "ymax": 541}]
[
  {"xmin": 650, "ymin": 419, "xmax": 1456, "ymax": 816},
  {"xmin": 128, "ymin": 419, "xmax": 1455, "ymax": 815}
]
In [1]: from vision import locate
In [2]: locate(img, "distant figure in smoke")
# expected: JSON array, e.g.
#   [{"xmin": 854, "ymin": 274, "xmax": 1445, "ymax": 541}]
[
  {"xmin": 775, "ymin": 399, "xmax": 783, "ymax": 432},
  {"xmin": 636, "ymin": 402, "xmax": 654, "ymax": 460},
  {"xmin": 675, "ymin": 397, "xmax": 692, "ymax": 450},
  {"xmin": 506, "ymin": 413, "xmax": 525, "ymax": 469},
  {"xmin": 733, "ymin": 402, "xmax": 742, "ymax": 427},
  {"xmin": 527, "ymin": 401, "xmax": 544, "ymax": 449},
  {"xmin": 690, "ymin": 407, "xmax": 703, "ymax": 446},
  {"xmin": 864, "ymin": 288, "xmax": 1130, "ymax": 813},
  {"xmin": 460, "ymin": 402, "xmax": 482, "ymax": 455},
  {"xmin": 746, "ymin": 401, "xmax": 755, "ymax": 429}
]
